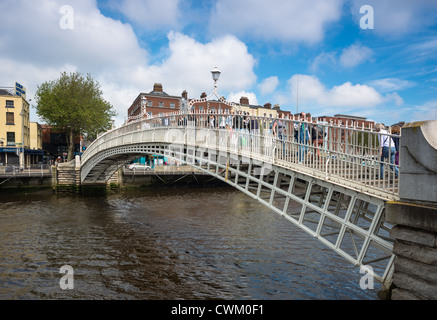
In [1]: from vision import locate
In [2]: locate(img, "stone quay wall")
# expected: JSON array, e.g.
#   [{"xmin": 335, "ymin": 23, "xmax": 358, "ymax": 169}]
[{"xmin": 386, "ymin": 120, "xmax": 437, "ymax": 300}]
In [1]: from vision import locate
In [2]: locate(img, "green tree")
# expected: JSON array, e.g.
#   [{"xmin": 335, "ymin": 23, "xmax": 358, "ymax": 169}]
[{"xmin": 35, "ymin": 72, "xmax": 116, "ymax": 161}]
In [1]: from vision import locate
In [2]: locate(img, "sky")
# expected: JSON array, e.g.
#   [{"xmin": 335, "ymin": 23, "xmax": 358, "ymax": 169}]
[{"xmin": 0, "ymin": 0, "xmax": 436, "ymax": 127}]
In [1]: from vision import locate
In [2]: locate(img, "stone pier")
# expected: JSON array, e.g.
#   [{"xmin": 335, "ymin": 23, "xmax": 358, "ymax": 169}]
[
  {"xmin": 55, "ymin": 155, "xmax": 121, "ymax": 191},
  {"xmin": 386, "ymin": 120, "xmax": 437, "ymax": 300},
  {"xmin": 54, "ymin": 156, "xmax": 82, "ymax": 191}
]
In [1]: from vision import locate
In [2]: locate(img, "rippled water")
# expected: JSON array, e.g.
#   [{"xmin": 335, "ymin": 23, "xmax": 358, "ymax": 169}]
[{"xmin": 0, "ymin": 186, "xmax": 381, "ymax": 299}]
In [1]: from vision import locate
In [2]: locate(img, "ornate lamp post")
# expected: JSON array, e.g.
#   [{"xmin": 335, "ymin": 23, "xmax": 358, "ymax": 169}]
[
  {"xmin": 211, "ymin": 66, "xmax": 221, "ymax": 98},
  {"xmin": 188, "ymin": 67, "xmax": 238, "ymax": 113}
]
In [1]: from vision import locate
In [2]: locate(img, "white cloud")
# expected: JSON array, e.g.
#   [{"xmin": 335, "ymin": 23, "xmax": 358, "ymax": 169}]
[
  {"xmin": 209, "ymin": 0, "xmax": 343, "ymax": 43},
  {"xmin": 116, "ymin": 0, "xmax": 182, "ymax": 30},
  {"xmin": 287, "ymin": 74, "xmax": 384, "ymax": 111},
  {"xmin": 367, "ymin": 78, "xmax": 415, "ymax": 93},
  {"xmin": 310, "ymin": 52, "xmax": 337, "ymax": 72},
  {"xmin": 148, "ymin": 32, "xmax": 257, "ymax": 98},
  {"xmin": 227, "ymin": 91, "xmax": 259, "ymax": 106},
  {"xmin": 84, "ymin": 32, "xmax": 257, "ymax": 125},
  {"xmin": 0, "ymin": 0, "xmax": 149, "ymax": 124},
  {"xmin": 259, "ymin": 77, "xmax": 279, "ymax": 95},
  {"xmin": 0, "ymin": 0, "xmax": 148, "ymax": 72},
  {"xmin": 310, "ymin": 43, "xmax": 373, "ymax": 71},
  {"xmin": 339, "ymin": 44, "xmax": 373, "ymax": 68},
  {"xmin": 384, "ymin": 92, "xmax": 404, "ymax": 106},
  {"xmin": 410, "ymin": 100, "xmax": 437, "ymax": 121}
]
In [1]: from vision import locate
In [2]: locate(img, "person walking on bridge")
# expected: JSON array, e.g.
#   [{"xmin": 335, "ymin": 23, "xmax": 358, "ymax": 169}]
[
  {"xmin": 376, "ymin": 123, "xmax": 399, "ymax": 179},
  {"xmin": 294, "ymin": 112, "xmax": 310, "ymax": 163}
]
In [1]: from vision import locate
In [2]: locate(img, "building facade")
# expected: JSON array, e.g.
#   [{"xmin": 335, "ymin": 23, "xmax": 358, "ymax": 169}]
[
  {"xmin": 127, "ymin": 83, "xmax": 183, "ymax": 121},
  {"xmin": 316, "ymin": 114, "xmax": 375, "ymax": 128},
  {"xmin": 0, "ymin": 88, "xmax": 32, "ymax": 166}
]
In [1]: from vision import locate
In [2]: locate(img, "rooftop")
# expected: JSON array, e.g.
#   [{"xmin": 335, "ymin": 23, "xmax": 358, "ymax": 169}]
[{"xmin": 0, "ymin": 88, "xmax": 15, "ymax": 96}]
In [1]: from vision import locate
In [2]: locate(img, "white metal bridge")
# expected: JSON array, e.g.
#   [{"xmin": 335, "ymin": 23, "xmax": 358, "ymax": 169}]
[{"xmin": 80, "ymin": 112, "xmax": 401, "ymax": 288}]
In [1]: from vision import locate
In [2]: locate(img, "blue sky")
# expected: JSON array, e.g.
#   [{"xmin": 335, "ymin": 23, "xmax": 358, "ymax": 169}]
[{"xmin": 1, "ymin": 0, "xmax": 436, "ymax": 126}]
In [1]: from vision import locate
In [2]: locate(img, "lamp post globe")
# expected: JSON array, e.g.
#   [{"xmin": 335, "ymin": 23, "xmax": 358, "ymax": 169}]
[{"xmin": 211, "ymin": 67, "xmax": 221, "ymax": 82}]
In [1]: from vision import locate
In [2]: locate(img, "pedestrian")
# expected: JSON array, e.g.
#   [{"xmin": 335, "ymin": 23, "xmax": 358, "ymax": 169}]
[
  {"xmin": 219, "ymin": 114, "xmax": 226, "ymax": 129},
  {"xmin": 294, "ymin": 112, "xmax": 310, "ymax": 163},
  {"xmin": 376, "ymin": 123, "xmax": 398, "ymax": 179},
  {"xmin": 273, "ymin": 114, "xmax": 286, "ymax": 156},
  {"xmin": 391, "ymin": 125, "xmax": 401, "ymax": 165},
  {"xmin": 209, "ymin": 114, "xmax": 215, "ymax": 128}
]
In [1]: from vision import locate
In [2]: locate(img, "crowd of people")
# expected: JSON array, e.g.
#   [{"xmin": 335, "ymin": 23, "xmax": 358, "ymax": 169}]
[{"xmin": 144, "ymin": 110, "xmax": 402, "ymax": 179}]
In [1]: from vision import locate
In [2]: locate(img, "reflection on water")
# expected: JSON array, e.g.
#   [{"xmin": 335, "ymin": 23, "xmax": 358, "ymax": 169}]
[{"xmin": 0, "ymin": 187, "xmax": 381, "ymax": 299}]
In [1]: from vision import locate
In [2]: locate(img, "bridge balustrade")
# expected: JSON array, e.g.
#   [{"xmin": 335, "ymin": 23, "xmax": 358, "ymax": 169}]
[{"xmin": 84, "ymin": 111, "xmax": 401, "ymax": 200}]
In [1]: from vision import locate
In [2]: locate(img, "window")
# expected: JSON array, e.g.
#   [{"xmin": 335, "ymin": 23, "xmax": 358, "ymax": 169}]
[
  {"xmin": 199, "ymin": 106, "xmax": 203, "ymax": 112},
  {"xmin": 159, "ymin": 102, "xmax": 164, "ymax": 108},
  {"xmin": 147, "ymin": 100, "xmax": 153, "ymax": 107},
  {"xmin": 6, "ymin": 100, "xmax": 14, "ymax": 108},
  {"xmin": 7, "ymin": 132, "xmax": 15, "ymax": 146},
  {"xmin": 6, "ymin": 112, "xmax": 14, "ymax": 125},
  {"xmin": 170, "ymin": 103, "xmax": 175, "ymax": 108}
]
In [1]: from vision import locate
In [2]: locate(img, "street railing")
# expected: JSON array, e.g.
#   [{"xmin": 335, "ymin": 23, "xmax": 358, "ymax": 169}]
[
  {"xmin": 84, "ymin": 111, "xmax": 401, "ymax": 199},
  {"xmin": 0, "ymin": 164, "xmax": 52, "ymax": 177}
]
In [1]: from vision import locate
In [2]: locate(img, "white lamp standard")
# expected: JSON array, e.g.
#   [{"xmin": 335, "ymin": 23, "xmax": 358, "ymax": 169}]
[
  {"xmin": 211, "ymin": 66, "xmax": 221, "ymax": 97},
  {"xmin": 188, "ymin": 66, "xmax": 237, "ymax": 113}
]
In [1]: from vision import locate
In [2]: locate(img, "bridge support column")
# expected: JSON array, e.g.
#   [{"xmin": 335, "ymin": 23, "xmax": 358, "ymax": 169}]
[
  {"xmin": 55, "ymin": 158, "xmax": 82, "ymax": 192},
  {"xmin": 386, "ymin": 120, "xmax": 437, "ymax": 300}
]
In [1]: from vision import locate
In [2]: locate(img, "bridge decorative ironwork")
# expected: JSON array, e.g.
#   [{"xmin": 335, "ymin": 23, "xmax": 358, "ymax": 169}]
[{"xmin": 81, "ymin": 112, "xmax": 401, "ymax": 288}]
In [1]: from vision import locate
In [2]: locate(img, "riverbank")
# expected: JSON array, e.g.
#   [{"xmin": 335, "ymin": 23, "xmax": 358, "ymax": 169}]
[{"xmin": 0, "ymin": 165, "xmax": 227, "ymax": 192}]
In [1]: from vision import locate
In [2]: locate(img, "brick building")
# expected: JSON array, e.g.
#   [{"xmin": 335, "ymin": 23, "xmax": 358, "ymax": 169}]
[{"xmin": 127, "ymin": 83, "xmax": 182, "ymax": 120}]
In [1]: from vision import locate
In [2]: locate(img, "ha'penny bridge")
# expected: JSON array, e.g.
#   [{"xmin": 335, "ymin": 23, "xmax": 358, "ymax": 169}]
[{"xmin": 77, "ymin": 112, "xmax": 437, "ymax": 300}]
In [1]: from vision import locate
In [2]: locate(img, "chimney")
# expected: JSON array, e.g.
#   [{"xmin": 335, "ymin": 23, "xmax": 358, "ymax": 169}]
[
  {"xmin": 273, "ymin": 104, "xmax": 280, "ymax": 110},
  {"xmin": 240, "ymin": 96, "xmax": 249, "ymax": 105},
  {"xmin": 182, "ymin": 90, "xmax": 188, "ymax": 100},
  {"xmin": 153, "ymin": 83, "xmax": 163, "ymax": 92},
  {"xmin": 264, "ymin": 103, "xmax": 272, "ymax": 109}
]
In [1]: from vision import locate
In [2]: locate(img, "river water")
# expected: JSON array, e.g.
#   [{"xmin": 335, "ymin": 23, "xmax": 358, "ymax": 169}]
[{"xmin": 0, "ymin": 186, "xmax": 382, "ymax": 300}]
